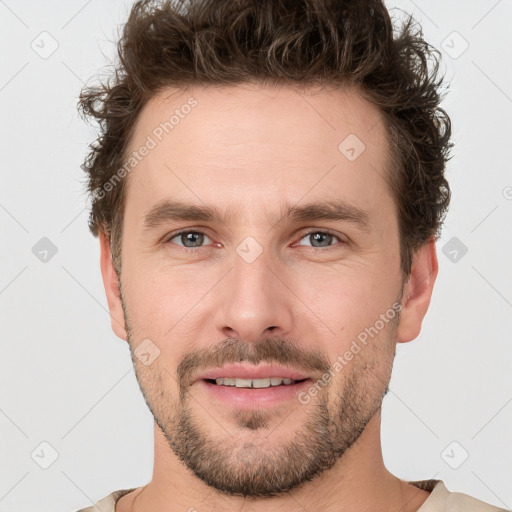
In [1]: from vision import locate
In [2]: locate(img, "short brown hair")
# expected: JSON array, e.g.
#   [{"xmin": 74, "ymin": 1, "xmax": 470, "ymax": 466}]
[{"xmin": 79, "ymin": 0, "xmax": 452, "ymax": 279}]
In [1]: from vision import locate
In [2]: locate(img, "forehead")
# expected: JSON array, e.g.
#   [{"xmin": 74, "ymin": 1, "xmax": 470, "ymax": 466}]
[
  {"xmin": 123, "ymin": 82, "xmax": 393, "ymax": 227},
  {"xmin": 131, "ymin": 81, "xmax": 387, "ymax": 153}
]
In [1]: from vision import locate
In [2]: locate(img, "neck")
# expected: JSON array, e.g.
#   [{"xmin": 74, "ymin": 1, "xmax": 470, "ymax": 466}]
[{"xmin": 120, "ymin": 410, "xmax": 431, "ymax": 512}]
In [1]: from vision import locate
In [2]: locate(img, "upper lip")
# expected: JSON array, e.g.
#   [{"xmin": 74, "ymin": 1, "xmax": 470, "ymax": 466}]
[{"xmin": 194, "ymin": 364, "xmax": 311, "ymax": 383}]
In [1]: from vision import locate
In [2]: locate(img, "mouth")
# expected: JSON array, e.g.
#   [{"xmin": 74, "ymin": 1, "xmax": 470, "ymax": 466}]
[
  {"xmin": 193, "ymin": 364, "xmax": 314, "ymax": 408},
  {"xmin": 195, "ymin": 363, "xmax": 311, "ymax": 384},
  {"xmin": 197, "ymin": 375, "xmax": 313, "ymax": 410},
  {"xmin": 204, "ymin": 377, "xmax": 309, "ymax": 388}
]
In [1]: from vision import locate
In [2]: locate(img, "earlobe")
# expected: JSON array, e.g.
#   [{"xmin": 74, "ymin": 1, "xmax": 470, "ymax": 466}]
[
  {"xmin": 396, "ymin": 238, "xmax": 439, "ymax": 344},
  {"xmin": 98, "ymin": 230, "xmax": 128, "ymax": 341}
]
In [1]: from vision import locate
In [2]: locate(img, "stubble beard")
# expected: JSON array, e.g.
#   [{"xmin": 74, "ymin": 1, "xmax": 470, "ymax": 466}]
[{"xmin": 120, "ymin": 288, "xmax": 398, "ymax": 498}]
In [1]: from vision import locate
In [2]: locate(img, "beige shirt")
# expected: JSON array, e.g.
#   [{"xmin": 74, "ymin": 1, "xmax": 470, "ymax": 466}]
[{"xmin": 75, "ymin": 479, "xmax": 509, "ymax": 511}]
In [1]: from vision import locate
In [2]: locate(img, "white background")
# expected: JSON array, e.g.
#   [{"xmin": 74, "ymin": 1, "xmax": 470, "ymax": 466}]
[{"xmin": 0, "ymin": 1, "xmax": 511, "ymax": 510}]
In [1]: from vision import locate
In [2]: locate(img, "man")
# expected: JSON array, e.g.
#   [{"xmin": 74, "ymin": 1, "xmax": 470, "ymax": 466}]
[{"xmin": 75, "ymin": 0, "xmax": 507, "ymax": 510}]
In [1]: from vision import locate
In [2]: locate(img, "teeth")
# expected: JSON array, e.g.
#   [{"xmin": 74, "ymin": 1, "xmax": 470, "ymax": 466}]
[
  {"xmin": 252, "ymin": 378, "xmax": 271, "ymax": 388},
  {"xmin": 234, "ymin": 378, "xmax": 252, "ymax": 388},
  {"xmin": 214, "ymin": 377, "xmax": 297, "ymax": 388}
]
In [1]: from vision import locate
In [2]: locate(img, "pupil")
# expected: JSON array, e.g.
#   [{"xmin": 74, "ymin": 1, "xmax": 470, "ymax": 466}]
[
  {"xmin": 183, "ymin": 232, "xmax": 203, "ymax": 247},
  {"xmin": 312, "ymin": 232, "xmax": 331, "ymax": 247}
]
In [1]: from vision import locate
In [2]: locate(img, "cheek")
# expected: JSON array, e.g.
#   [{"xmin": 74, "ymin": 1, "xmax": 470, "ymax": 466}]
[
  {"xmin": 122, "ymin": 262, "xmax": 212, "ymax": 341},
  {"xmin": 295, "ymin": 263, "xmax": 395, "ymax": 329}
]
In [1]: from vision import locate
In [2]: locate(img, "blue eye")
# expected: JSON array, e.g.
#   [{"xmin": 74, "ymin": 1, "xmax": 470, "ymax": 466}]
[
  {"xmin": 296, "ymin": 230, "xmax": 344, "ymax": 249},
  {"xmin": 167, "ymin": 231, "xmax": 212, "ymax": 248},
  {"xmin": 164, "ymin": 229, "xmax": 345, "ymax": 251}
]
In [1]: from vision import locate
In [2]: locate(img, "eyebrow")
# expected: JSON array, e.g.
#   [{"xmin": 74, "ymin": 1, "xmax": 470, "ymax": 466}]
[{"xmin": 142, "ymin": 198, "xmax": 372, "ymax": 233}]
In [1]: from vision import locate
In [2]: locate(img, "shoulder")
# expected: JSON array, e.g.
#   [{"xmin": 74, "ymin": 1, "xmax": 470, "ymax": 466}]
[
  {"xmin": 409, "ymin": 480, "xmax": 510, "ymax": 512},
  {"xmin": 74, "ymin": 488, "xmax": 138, "ymax": 512}
]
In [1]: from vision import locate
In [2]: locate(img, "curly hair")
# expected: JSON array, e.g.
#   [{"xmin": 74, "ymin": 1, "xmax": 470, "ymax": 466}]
[{"xmin": 78, "ymin": 0, "xmax": 452, "ymax": 279}]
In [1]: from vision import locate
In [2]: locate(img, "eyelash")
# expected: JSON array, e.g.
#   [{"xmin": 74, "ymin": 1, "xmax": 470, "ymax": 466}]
[{"xmin": 163, "ymin": 229, "xmax": 347, "ymax": 252}]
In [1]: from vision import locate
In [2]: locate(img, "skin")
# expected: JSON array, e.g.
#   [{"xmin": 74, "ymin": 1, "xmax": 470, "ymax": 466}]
[{"xmin": 99, "ymin": 81, "xmax": 438, "ymax": 512}]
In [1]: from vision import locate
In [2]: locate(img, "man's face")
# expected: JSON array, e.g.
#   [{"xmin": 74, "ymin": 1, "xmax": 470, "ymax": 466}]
[{"xmin": 114, "ymin": 82, "xmax": 406, "ymax": 496}]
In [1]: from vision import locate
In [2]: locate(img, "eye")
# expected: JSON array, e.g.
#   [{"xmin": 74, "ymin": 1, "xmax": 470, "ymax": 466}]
[
  {"xmin": 294, "ymin": 230, "xmax": 346, "ymax": 249},
  {"xmin": 163, "ymin": 229, "xmax": 346, "ymax": 251},
  {"xmin": 165, "ymin": 230, "xmax": 213, "ymax": 249}
]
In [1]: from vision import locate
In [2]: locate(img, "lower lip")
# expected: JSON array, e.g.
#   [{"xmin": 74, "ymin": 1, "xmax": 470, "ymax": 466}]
[{"xmin": 196, "ymin": 379, "xmax": 312, "ymax": 409}]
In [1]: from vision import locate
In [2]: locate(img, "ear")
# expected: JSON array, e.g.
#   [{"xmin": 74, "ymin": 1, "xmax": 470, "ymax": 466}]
[
  {"xmin": 98, "ymin": 229, "xmax": 128, "ymax": 341},
  {"xmin": 396, "ymin": 238, "xmax": 438, "ymax": 343}
]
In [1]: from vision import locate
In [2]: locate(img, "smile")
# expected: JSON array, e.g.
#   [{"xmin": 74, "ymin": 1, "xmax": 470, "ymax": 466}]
[{"xmin": 207, "ymin": 377, "xmax": 307, "ymax": 388}]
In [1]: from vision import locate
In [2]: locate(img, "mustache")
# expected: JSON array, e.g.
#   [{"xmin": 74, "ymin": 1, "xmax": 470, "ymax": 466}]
[{"xmin": 177, "ymin": 336, "xmax": 332, "ymax": 389}]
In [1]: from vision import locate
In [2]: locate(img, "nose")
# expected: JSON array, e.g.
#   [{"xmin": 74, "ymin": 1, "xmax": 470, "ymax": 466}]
[{"xmin": 214, "ymin": 245, "xmax": 294, "ymax": 344}]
